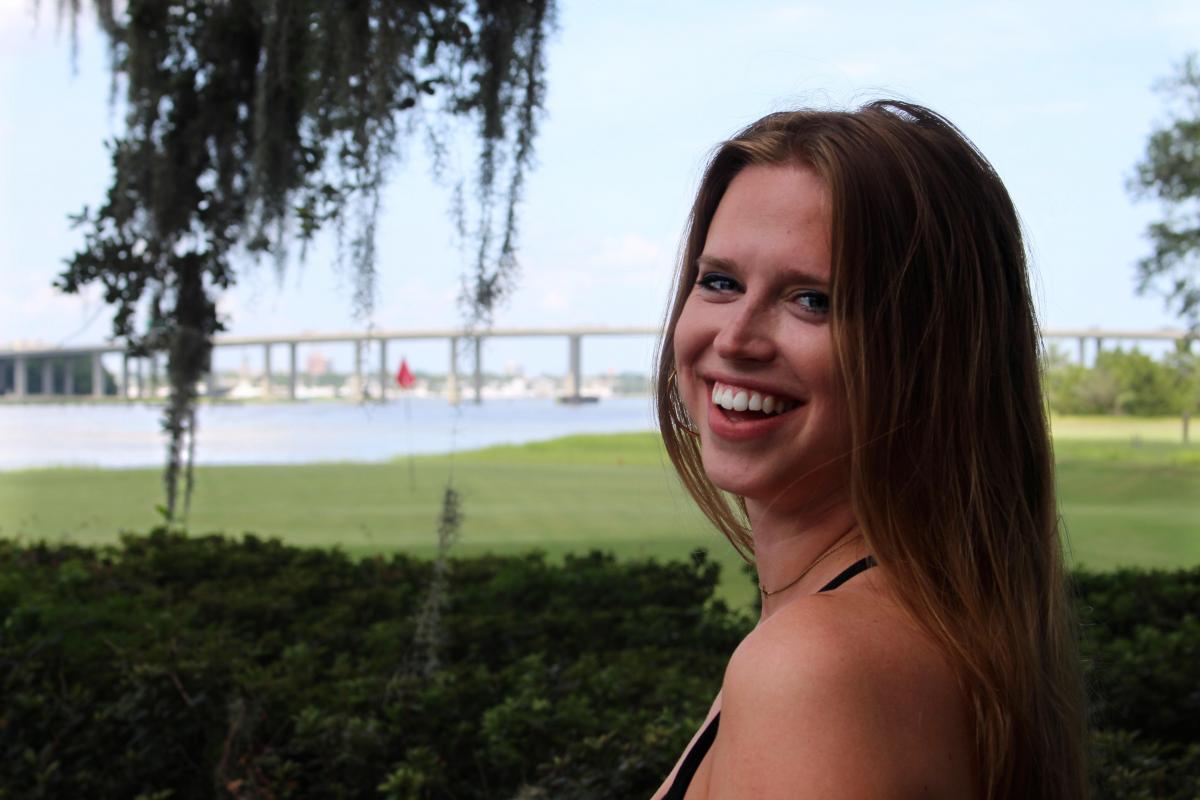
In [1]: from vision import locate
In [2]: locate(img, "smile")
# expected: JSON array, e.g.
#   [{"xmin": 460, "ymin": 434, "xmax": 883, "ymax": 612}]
[{"xmin": 710, "ymin": 381, "xmax": 799, "ymax": 416}]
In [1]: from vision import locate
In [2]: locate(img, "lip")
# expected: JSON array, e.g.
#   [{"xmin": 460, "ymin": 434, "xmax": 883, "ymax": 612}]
[
  {"xmin": 706, "ymin": 396, "xmax": 798, "ymax": 441},
  {"xmin": 693, "ymin": 371, "xmax": 806, "ymax": 442}
]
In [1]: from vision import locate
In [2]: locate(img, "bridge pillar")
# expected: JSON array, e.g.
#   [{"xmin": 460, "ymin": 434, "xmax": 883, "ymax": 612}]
[
  {"xmin": 263, "ymin": 344, "xmax": 272, "ymax": 399},
  {"xmin": 121, "ymin": 355, "xmax": 130, "ymax": 400},
  {"xmin": 473, "ymin": 336, "xmax": 483, "ymax": 404},
  {"xmin": 148, "ymin": 355, "xmax": 159, "ymax": 398},
  {"xmin": 565, "ymin": 334, "xmax": 582, "ymax": 399},
  {"xmin": 13, "ymin": 355, "xmax": 26, "ymax": 398},
  {"xmin": 137, "ymin": 357, "xmax": 146, "ymax": 399},
  {"xmin": 378, "ymin": 339, "xmax": 388, "ymax": 402},
  {"xmin": 354, "ymin": 340, "xmax": 365, "ymax": 400},
  {"xmin": 447, "ymin": 336, "xmax": 460, "ymax": 405},
  {"xmin": 91, "ymin": 352, "xmax": 104, "ymax": 398},
  {"xmin": 41, "ymin": 359, "xmax": 53, "ymax": 396},
  {"xmin": 289, "ymin": 342, "xmax": 298, "ymax": 400},
  {"xmin": 64, "ymin": 360, "xmax": 75, "ymax": 396}
]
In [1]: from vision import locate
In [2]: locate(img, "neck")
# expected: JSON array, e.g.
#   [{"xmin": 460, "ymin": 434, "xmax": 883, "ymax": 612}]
[{"xmin": 747, "ymin": 493, "xmax": 862, "ymax": 620}]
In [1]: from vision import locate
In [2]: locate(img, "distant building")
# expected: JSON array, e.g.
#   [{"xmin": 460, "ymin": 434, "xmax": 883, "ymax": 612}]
[{"xmin": 307, "ymin": 351, "xmax": 330, "ymax": 377}]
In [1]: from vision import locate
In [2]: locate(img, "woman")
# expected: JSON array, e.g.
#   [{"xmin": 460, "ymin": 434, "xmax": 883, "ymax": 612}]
[{"xmin": 651, "ymin": 101, "xmax": 1087, "ymax": 799}]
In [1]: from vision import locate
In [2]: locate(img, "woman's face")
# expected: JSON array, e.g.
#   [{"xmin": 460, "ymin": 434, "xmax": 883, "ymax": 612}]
[{"xmin": 673, "ymin": 164, "xmax": 850, "ymax": 513}]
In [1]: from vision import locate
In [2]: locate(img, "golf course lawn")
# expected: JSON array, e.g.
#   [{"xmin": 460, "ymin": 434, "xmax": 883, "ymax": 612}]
[{"xmin": 2, "ymin": 418, "xmax": 1196, "ymax": 609}]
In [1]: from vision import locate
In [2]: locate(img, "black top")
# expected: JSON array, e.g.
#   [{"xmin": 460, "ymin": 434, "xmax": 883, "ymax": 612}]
[{"xmin": 660, "ymin": 555, "xmax": 877, "ymax": 800}]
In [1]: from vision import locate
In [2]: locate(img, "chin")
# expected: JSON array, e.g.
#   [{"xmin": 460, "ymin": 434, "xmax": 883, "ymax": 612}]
[
  {"xmin": 701, "ymin": 447, "xmax": 849, "ymax": 513},
  {"xmin": 699, "ymin": 451, "xmax": 775, "ymax": 501}
]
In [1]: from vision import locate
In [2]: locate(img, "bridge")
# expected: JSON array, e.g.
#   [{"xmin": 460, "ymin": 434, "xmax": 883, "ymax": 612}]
[
  {"xmin": 0, "ymin": 325, "xmax": 659, "ymax": 404},
  {"xmin": 0, "ymin": 325, "xmax": 1191, "ymax": 403}
]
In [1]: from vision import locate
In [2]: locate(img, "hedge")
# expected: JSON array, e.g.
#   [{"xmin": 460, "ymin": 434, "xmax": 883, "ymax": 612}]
[{"xmin": 1, "ymin": 530, "xmax": 1197, "ymax": 799}]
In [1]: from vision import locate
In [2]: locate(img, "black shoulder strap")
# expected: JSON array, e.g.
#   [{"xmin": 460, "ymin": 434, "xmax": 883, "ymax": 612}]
[
  {"xmin": 662, "ymin": 713, "xmax": 720, "ymax": 800},
  {"xmin": 817, "ymin": 555, "xmax": 877, "ymax": 593}
]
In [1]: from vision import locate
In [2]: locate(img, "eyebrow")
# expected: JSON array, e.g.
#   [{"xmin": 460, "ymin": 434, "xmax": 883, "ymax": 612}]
[{"xmin": 696, "ymin": 254, "xmax": 830, "ymax": 288}]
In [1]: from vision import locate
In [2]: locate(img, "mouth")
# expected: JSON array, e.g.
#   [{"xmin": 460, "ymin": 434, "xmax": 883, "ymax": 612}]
[{"xmin": 709, "ymin": 380, "xmax": 802, "ymax": 420}]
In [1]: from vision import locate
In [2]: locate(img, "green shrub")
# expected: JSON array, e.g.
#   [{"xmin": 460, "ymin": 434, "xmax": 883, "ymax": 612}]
[
  {"xmin": 1091, "ymin": 729, "xmax": 1200, "ymax": 800},
  {"xmin": 1, "ymin": 531, "xmax": 1197, "ymax": 798},
  {"xmin": 1075, "ymin": 567, "xmax": 1200, "ymax": 744},
  {"xmin": 0, "ymin": 531, "xmax": 742, "ymax": 799}
]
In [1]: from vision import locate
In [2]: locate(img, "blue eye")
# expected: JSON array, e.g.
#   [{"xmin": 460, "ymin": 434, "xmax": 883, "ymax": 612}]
[
  {"xmin": 793, "ymin": 291, "xmax": 830, "ymax": 314},
  {"xmin": 696, "ymin": 272, "xmax": 741, "ymax": 293}
]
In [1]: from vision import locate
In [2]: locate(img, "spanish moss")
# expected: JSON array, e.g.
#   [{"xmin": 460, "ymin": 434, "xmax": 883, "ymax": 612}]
[{"xmin": 50, "ymin": 0, "xmax": 557, "ymax": 519}]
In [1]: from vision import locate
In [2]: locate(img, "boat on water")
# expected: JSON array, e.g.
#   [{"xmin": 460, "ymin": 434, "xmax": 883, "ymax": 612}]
[{"xmin": 556, "ymin": 394, "xmax": 600, "ymax": 405}]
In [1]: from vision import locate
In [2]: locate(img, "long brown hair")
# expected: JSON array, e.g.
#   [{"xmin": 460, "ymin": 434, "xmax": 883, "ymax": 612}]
[{"xmin": 655, "ymin": 101, "xmax": 1088, "ymax": 799}]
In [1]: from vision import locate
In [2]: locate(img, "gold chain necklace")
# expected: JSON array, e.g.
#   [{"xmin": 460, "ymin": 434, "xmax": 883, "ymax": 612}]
[{"xmin": 758, "ymin": 534, "xmax": 860, "ymax": 597}]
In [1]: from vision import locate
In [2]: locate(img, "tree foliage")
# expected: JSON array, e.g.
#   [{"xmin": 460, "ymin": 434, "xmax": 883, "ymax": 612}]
[
  {"xmin": 1130, "ymin": 52, "xmax": 1200, "ymax": 327},
  {"xmin": 48, "ymin": 0, "xmax": 556, "ymax": 518},
  {"xmin": 1044, "ymin": 346, "xmax": 1198, "ymax": 416}
]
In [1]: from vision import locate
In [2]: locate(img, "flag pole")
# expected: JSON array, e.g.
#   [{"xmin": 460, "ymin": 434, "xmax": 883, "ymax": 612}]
[{"xmin": 396, "ymin": 358, "xmax": 417, "ymax": 491}]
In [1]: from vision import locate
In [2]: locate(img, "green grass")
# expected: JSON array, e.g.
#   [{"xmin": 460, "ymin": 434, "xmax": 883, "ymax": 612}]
[
  {"xmin": 2, "ymin": 423, "xmax": 1197, "ymax": 609},
  {"xmin": 0, "ymin": 433, "xmax": 751, "ymax": 605},
  {"xmin": 1054, "ymin": 440, "xmax": 1200, "ymax": 570},
  {"xmin": 1050, "ymin": 414, "xmax": 1191, "ymax": 443}
]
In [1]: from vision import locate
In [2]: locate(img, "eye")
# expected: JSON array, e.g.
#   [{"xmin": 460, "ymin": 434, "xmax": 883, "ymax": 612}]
[
  {"xmin": 695, "ymin": 272, "xmax": 741, "ymax": 293},
  {"xmin": 791, "ymin": 290, "xmax": 830, "ymax": 315}
]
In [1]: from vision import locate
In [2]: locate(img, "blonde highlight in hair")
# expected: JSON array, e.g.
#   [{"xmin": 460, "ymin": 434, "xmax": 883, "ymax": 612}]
[{"xmin": 654, "ymin": 101, "xmax": 1087, "ymax": 799}]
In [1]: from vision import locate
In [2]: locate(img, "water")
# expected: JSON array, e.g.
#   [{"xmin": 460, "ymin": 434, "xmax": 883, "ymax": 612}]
[{"xmin": 0, "ymin": 397, "xmax": 658, "ymax": 470}]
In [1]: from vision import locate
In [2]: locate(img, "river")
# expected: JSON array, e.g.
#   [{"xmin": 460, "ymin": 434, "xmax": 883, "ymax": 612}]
[{"xmin": 0, "ymin": 397, "xmax": 658, "ymax": 470}]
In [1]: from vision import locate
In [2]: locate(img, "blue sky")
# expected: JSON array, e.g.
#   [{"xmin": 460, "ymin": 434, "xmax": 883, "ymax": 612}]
[{"xmin": 1, "ymin": 0, "xmax": 1197, "ymax": 376}]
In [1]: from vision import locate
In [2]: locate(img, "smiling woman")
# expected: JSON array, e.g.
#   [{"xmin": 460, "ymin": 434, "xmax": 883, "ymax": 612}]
[
  {"xmin": 675, "ymin": 165, "xmax": 845, "ymax": 515},
  {"xmin": 652, "ymin": 102, "xmax": 1088, "ymax": 799}
]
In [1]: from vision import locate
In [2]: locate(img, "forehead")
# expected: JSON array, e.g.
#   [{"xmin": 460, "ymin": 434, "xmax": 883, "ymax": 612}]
[{"xmin": 702, "ymin": 164, "xmax": 831, "ymax": 280}]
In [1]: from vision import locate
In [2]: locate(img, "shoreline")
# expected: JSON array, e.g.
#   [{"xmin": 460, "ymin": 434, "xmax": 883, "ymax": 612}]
[{"xmin": 1, "ymin": 414, "xmax": 1191, "ymax": 474}]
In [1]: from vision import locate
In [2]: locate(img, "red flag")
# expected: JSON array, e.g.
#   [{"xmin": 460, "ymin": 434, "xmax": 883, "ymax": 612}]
[{"xmin": 395, "ymin": 358, "xmax": 415, "ymax": 389}]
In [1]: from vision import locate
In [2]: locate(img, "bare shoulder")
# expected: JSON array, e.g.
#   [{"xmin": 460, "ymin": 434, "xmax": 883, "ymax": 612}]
[{"xmin": 710, "ymin": 575, "xmax": 976, "ymax": 799}]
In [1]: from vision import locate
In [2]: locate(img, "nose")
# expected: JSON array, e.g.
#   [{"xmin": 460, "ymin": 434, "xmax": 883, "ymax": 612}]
[{"xmin": 713, "ymin": 303, "xmax": 777, "ymax": 363}]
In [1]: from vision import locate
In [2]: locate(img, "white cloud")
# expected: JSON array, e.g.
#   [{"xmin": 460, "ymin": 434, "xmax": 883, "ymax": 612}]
[
  {"xmin": 0, "ymin": 275, "xmax": 109, "ymax": 348},
  {"xmin": 493, "ymin": 231, "xmax": 676, "ymax": 328},
  {"xmin": 1135, "ymin": 0, "xmax": 1200, "ymax": 44},
  {"xmin": 538, "ymin": 289, "xmax": 571, "ymax": 312},
  {"xmin": 0, "ymin": 0, "xmax": 35, "ymax": 38},
  {"xmin": 1009, "ymin": 99, "xmax": 1090, "ymax": 118},
  {"xmin": 760, "ymin": 4, "xmax": 831, "ymax": 28},
  {"xmin": 0, "ymin": 0, "xmax": 96, "ymax": 61},
  {"xmin": 831, "ymin": 58, "xmax": 886, "ymax": 80},
  {"xmin": 588, "ymin": 233, "xmax": 670, "ymax": 281}
]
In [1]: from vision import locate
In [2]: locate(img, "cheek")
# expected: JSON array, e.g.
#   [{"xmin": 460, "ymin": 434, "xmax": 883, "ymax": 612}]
[
  {"xmin": 811, "ymin": 354, "xmax": 850, "ymax": 441},
  {"xmin": 789, "ymin": 333, "xmax": 843, "ymax": 413},
  {"xmin": 672, "ymin": 302, "xmax": 710, "ymax": 412},
  {"xmin": 672, "ymin": 301, "xmax": 701, "ymax": 370}
]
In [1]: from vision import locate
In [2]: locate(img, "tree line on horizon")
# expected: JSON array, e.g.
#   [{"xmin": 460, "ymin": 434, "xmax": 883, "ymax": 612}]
[{"xmin": 1044, "ymin": 344, "xmax": 1199, "ymax": 418}]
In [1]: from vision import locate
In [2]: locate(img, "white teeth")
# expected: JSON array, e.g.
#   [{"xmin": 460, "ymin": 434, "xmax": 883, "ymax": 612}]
[{"xmin": 711, "ymin": 382, "xmax": 795, "ymax": 415}]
